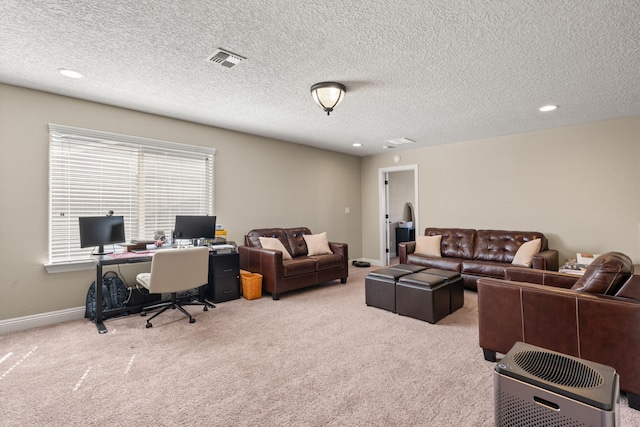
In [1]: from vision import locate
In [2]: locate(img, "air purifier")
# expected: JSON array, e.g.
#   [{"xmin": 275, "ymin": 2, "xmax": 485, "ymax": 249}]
[{"xmin": 494, "ymin": 342, "xmax": 619, "ymax": 427}]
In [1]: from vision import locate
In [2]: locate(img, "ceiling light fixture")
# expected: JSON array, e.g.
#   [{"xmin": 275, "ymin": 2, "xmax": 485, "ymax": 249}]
[
  {"xmin": 352, "ymin": 143, "xmax": 362, "ymax": 147},
  {"xmin": 310, "ymin": 82, "xmax": 346, "ymax": 115},
  {"xmin": 58, "ymin": 68, "xmax": 84, "ymax": 79},
  {"xmin": 539, "ymin": 105, "xmax": 558, "ymax": 112}
]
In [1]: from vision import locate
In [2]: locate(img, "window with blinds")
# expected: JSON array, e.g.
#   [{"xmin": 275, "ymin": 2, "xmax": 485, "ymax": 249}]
[{"xmin": 49, "ymin": 124, "xmax": 215, "ymax": 264}]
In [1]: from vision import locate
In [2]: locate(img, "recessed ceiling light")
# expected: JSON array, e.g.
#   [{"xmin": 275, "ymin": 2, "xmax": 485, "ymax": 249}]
[
  {"xmin": 352, "ymin": 143, "xmax": 362, "ymax": 147},
  {"xmin": 58, "ymin": 68, "xmax": 84, "ymax": 79},
  {"xmin": 539, "ymin": 105, "xmax": 558, "ymax": 112}
]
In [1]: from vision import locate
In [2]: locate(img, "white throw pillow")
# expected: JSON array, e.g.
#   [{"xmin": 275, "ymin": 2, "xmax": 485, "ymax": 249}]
[
  {"xmin": 415, "ymin": 235, "xmax": 442, "ymax": 257},
  {"xmin": 303, "ymin": 232, "xmax": 333, "ymax": 256},
  {"xmin": 512, "ymin": 238, "xmax": 541, "ymax": 267},
  {"xmin": 258, "ymin": 237, "xmax": 292, "ymax": 260}
]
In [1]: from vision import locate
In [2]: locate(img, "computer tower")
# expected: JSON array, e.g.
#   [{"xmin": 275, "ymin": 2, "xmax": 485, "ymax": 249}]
[{"xmin": 494, "ymin": 342, "xmax": 619, "ymax": 427}]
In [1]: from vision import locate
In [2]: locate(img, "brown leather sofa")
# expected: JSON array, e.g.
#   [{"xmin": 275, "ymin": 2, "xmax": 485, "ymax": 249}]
[
  {"xmin": 238, "ymin": 227, "xmax": 348, "ymax": 300},
  {"xmin": 398, "ymin": 228, "xmax": 558, "ymax": 290},
  {"xmin": 477, "ymin": 252, "xmax": 640, "ymax": 409}
]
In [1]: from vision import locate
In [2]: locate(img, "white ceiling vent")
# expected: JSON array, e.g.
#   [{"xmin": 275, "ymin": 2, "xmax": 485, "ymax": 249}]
[
  {"xmin": 384, "ymin": 137, "xmax": 416, "ymax": 146},
  {"xmin": 205, "ymin": 48, "xmax": 246, "ymax": 68}
]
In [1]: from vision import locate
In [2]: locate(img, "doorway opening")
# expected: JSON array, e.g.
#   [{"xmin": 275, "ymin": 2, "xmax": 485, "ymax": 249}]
[{"xmin": 378, "ymin": 165, "xmax": 419, "ymax": 266}]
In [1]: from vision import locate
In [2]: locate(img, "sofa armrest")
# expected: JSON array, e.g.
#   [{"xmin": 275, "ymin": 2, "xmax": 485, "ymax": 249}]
[
  {"xmin": 329, "ymin": 241, "xmax": 349, "ymax": 269},
  {"xmin": 238, "ymin": 245, "xmax": 284, "ymax": 293},
  {"xmin": 531, "ymin": 249, "xmax": 559, "ymax": 271},
  {"xmin": 399, "ymin": 241, "xmax": 415, "ymax": 264},
  {"xmin": 505, "ymin": 267, "xmax": 578, "ymax": 289}
]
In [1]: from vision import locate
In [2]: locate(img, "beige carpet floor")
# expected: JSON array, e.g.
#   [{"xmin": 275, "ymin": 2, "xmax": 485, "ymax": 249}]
[{"xmin": 1, "ymin": 265, "xmax": 639, "ymax": 426}]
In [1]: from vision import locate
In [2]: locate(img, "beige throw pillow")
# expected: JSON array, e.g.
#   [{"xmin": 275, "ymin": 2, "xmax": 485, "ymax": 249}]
[
  {"xmin": 512, "ymin": 238, "xmax": 541, "ymax": 267},
  {"xmin": 303, "ymin": 232, "xmax": 333, "ymax": 256},
  {"xmin": 415, "ymin": 235, "xmax": 442, "ymax": 257},
  {"xmin": 258, "ymin": 237, "xmax": 292, "ymax": 260}
]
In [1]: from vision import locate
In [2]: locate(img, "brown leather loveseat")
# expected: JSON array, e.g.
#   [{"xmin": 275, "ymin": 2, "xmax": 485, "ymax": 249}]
[
  {"xmin": 239, "ymin": 227, "xmax": 348, "ymax": 300},
  {"xmin": 399, "ymin": 228, "xmax": 558, "ymax": 290},
  {"xmin": 477, "ymin": 252, "xmax": 640, "ymax": 410}
]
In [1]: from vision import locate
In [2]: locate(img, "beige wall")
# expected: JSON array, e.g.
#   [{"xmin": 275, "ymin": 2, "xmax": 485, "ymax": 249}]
[
  {"xmin": 2, "ymin": 81, "xmax": 639, "ymax": 322},
  {"xmin": 362, "ymin": 116, "xmax": 640, "ymax": 265},
  {"xmin": 0, "ymin": 84, "xmax": 362, "ymax": 320}
]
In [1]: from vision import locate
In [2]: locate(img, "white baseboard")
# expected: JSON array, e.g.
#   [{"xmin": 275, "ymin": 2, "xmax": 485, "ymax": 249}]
[{"xmin": 0, "ymin": 306, "xmax": 85, "ymax": 335}]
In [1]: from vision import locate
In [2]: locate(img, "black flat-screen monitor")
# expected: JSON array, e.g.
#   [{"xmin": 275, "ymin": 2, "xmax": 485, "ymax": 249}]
[
  {"xmin": 79, "ymin": 215, "xmax": 126, "ymax": 255},
  {"xmin": 173, "ymin": 215, "xmax": 216, "ymax": 241}
]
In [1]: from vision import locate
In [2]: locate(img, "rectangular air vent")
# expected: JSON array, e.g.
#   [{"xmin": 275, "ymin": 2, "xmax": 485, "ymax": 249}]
[
  {"xmin": 385, "ymin": 137, "xmax": 416, "ymax": 146},
  {"xmin": 205, "ymin": 48, "xmax": 246, "ymax": 68}
]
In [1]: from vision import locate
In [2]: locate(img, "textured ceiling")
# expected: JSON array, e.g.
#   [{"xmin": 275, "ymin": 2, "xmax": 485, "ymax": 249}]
[{"xmin": 1, "ymin": 1, "xmax": 639, "ymax": 156}]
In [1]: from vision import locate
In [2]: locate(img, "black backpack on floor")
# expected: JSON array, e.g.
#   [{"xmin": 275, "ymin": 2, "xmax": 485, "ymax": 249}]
[{"xmin": 85, "ymin": 271, "xmax": 130, "ymax": 320}]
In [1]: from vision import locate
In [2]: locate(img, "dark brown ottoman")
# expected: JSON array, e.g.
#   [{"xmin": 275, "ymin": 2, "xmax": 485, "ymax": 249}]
[
  {"xmin": 365, "ymin": 268, "xmax": 411, "ymax": 313},
  {"xmin": 422, "ymin": 268, "xmax": 464, "ymax": 313},
  {"xmin": 396, "ymin": 272, "xmax": 449, "ymax": 324},
  {"xmin": 389, "ymin": 264, "xmax": 427, "ymax": 274}
]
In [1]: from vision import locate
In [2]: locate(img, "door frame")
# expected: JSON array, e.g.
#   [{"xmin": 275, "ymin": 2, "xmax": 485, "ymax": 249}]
[{"xmin": 378, "ymin": 164, "xmax": 419, "ymax": 266}]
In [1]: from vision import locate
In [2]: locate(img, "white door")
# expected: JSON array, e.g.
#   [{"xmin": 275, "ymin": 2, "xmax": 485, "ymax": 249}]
[{"xmin": 379, "ymin": 165, "xmax": 419, "ymax": 266}]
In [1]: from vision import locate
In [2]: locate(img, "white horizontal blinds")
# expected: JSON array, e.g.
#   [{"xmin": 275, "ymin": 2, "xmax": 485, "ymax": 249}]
[
  {"xmin": 49, "ymin": 124, "xmax": 215, "ymax": 264},
  {"xmin": 138, "ymin": 146, "xmax": 214, "ymax": 240}
]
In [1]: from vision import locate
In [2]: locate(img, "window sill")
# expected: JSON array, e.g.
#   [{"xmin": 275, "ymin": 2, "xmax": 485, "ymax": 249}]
[{"xmin": 44, "ymin": 260, "xmax": 96, "ymax": 274}]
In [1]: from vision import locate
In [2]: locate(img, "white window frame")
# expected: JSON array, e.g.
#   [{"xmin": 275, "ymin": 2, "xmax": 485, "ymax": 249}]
[{"xmin": 47, "ymin": 124, "xmax": 215, "ymax": 270}]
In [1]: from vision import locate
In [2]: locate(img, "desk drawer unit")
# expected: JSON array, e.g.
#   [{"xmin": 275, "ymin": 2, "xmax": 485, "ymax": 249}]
[{"xmin": 208, "ymin": 252, "xmax": 241, "ymax": 303}]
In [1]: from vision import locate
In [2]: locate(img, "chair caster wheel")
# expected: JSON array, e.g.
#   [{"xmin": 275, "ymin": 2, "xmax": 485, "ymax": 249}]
[
  {"xmin": 146, "ymin": 322, "xmax": 152, "ymax": 328},
  {"xmin": 141, "ymin": 311, "xmax": 147, "ymax": 317},
  {"xmin": 189, "ymin": 318, "xmax": 196, "ymax": 324},
  {"xmin": 204, "ymin": 306, "xmax": 208, "ymax": 311}
]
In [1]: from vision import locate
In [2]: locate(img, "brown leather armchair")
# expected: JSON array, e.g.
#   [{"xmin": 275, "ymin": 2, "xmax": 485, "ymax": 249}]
[{"xmin": 477, "ymin": 252, "xmax": 640, "ymax": 409}]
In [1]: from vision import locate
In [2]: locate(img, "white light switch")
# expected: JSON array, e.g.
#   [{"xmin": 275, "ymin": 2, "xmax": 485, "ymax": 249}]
[{"xmin": 345, "ymin": 207, "xmax": 350, "ymax": 214}]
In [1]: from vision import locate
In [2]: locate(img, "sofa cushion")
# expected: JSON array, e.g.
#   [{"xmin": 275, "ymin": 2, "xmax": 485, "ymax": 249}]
[
  {"xmin": 512, "ymin": 238, "xmax": 541, "ymax": 267},
  {"xmin": 406, "ymin": 254, "xmax": 463, "ymax": 272},
  {"xmin": 572, "ymin": 252, "xmax": 634, "ymax": 295},
  {"xmin": 283, "ymin": 257, "xmax": 316, "ymax": 277},
  {"xmin": 312, "ymin": 253, "xmax": 344, "ymax": 271},
  {"xmin": 258, "ymin": 237, "xmax": 292, "ymax": 260},
  {"xmin": 462, "ymin": 259, "xmax": 507, "ymax": 279},
  {"xmin": 425, "ymin": 228, "xmax": 475, "ymax": 259},
  {"xmin": 474, "ymin": 230, "xmax": 545, "ymax": 263},
  {"xmin": 303, "ymin": 232, "xmax": 332, "ymax": 256},
  {"xmin": 415, "ymin": 235, "xmax": 442, "ymax": 257},
  {"xmin": 284, "ymin": 227, "xmax": 312, "ymax": 257}
]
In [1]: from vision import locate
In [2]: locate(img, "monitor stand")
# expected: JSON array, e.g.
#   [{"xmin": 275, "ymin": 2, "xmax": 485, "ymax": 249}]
[{"xmin": 93, "ymin": 245, "xmax": 113, "ymax": 255}]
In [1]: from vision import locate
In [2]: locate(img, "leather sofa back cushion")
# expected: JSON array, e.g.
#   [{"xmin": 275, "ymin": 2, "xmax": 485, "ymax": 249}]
[
  {"xmin": 284, "ymin": 227, "xmax": 312, "ymax": 258},
  {"xmin": 246, "ymin": 228, "xmax": 289, "ymax": 249},
  {"xmin": 474, "ymin": 230, "xmax": 546, "ymax": 263},
  {"xmin": 615, "ymin": 274, "xmax": 640, "ymax": 301},
  {"xmin": 572, "ymin": 251, "xmax": 634, "ymax": 295},
  {"xmin": 425, "ymin": 228, "xmax": 475, "ymax": 259}
]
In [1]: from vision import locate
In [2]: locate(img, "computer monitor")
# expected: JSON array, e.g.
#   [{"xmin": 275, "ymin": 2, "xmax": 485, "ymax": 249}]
[
  {"xmin": 79, "ymin": 215, "xmax": 126, "ymax": 255},
  {"xmin": 173, "ymin": 215, "xmax": 216, "ymax": 243}
]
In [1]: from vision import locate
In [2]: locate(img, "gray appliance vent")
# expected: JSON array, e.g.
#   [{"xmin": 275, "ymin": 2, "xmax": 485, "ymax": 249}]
[
  {"xmin": 513, "ymin": 350, "xmax": 604, "ymax": 388},
  {"xmin": 205, "ymin": 48, "xmax": 246, "ymax": 68}
]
